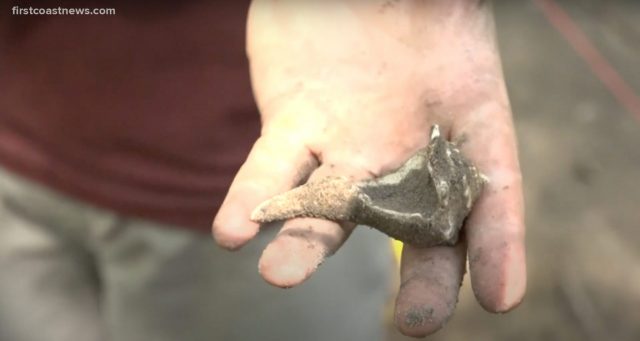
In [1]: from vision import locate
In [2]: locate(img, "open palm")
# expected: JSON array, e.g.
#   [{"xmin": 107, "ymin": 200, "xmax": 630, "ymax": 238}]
[{"xmin": 213, "ymin": 0, "xmax": 526, "ymax": 337}]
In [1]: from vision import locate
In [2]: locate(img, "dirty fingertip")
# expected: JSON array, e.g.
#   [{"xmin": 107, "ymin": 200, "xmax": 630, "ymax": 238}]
[
  {"xmin": 212, "ymin": 203, "xmax": 260, "ymax": 250},
  {"xmin": 394, "ymin": 277, "xmax": 459, "ymax": 337},
  {"xmin": 258, "ymin": 228, "xmax": 327, "ymax": 288},
  {"xmin": 394, "ymin": 244, "xmax": 466, "ymax": 337},
  {"xmin": 469, "ymin": 241, "xmax": 527, "ymax": 313}
]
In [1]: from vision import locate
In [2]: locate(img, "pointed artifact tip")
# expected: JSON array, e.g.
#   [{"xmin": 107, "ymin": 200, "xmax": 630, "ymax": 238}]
[{"xmin": 429, "ymin": 124, "xmax": 441, "ymax": 140}]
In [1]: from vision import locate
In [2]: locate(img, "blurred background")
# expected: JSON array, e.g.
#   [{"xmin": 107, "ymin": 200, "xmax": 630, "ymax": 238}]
[{"xmin": 389, "ymin": 0, "xmax": 640, "ymax": 340}]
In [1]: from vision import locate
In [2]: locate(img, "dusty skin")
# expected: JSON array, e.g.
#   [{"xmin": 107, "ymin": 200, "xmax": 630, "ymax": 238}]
[{"xmin": 251, "ymin": 125, "xmax": 486, "ymax": 247}]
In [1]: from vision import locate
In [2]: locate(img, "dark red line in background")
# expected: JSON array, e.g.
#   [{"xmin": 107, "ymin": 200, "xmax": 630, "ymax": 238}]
[{"xmin": 532, "ymin": 0, "xmax": 640, "ymax": 121}]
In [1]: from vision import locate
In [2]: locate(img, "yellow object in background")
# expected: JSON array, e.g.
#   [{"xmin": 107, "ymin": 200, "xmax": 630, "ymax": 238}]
[{"xmin": 391, "ymin": 239, "xmax": 403, "ymax": 264}]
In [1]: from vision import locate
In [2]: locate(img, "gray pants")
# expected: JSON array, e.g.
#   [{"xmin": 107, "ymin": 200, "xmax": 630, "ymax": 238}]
[{"xmin": 0, "ymin": 167, "xmax": 392, "ymax": 341}]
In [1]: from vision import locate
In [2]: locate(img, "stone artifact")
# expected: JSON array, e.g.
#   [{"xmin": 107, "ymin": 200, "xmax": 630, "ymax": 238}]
[{"xmin": 251, "ymin": 125, "xmax": 487, "ymax": 247}]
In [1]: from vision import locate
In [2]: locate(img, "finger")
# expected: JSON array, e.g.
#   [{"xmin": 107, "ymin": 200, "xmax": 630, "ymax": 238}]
[
  {"xmin": 453, "ymin": 107, "xmax": 527, "ymax": 312},
  {"xmin": 258, "ymin": 163, "xmax": 367, "ymax": 288},
  {"xmin": 394, "ymin": 242, "xmax": 466, "ymax": 337},
  {"xmin": 212, "ymin": 135, "xmax": 318, "ymax": 250},
  {"xmin": 259, "ymin": 218, "xmax": 354, "ymax": 288}
]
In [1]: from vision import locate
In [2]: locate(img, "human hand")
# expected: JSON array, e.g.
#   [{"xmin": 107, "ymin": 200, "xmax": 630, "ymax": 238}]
[{"xmin": 213, "ymin": 0, "xmax": 526, "ymax": 337}]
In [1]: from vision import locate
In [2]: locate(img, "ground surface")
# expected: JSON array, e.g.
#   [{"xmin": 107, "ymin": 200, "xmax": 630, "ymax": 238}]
[{"xmin": 389, "ymin": 1, "xmax": 640, "ymax": 340}]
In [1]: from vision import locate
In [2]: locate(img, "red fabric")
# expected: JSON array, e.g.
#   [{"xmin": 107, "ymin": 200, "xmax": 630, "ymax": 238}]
[{"xmin": 0, "ymin": 2, "xmax": 260, "ymax": 232}]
